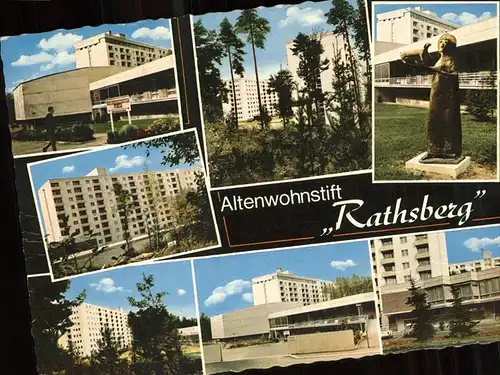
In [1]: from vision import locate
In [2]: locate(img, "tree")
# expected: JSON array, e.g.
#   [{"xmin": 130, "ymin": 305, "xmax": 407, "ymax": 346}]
[
  {"xmin": 142, "ymin": 164, "xmax": 166, "ymax": 254},
  {"xmin": 194, "ymin": 19, "xmax": 228, "ymax": 123},
  {"xmin": 28, "ymin": 277, "xmax": 86, "ymax": 375},
  {"xmin": 465, "ymin": 69, "xmax": 497, "ymax": 122},
  {"xmin": 448, "ymin": 286, "xmax": 479, "ymax": 338},
  {"xmin": 323, "ymin": 274, "xmax": 373, "ymax": 300},
  {"xmin": 353, "ymin": 0, "xmax": 371, "ymax": 85},
  {"xmin": 406, "ymin": 278, "xmax": 435, "ymax": 341},
  {"xmin": 219, "ymin": 17, "xmax": 246, "ymax": 128},
  {"xmin": 112, "ymin": 182, "xmax": 136, "ymax": 262},
  {"xmin": 199, "ymin": 313, "xmax": 212, "ymax": 342},
  {"xmin": 268, "ymin": 69, "xmax": 295, "ymax": 128},
  {"xmin": 235, "ymin": 9, "xmax": 271, "ymax": 129},
  {"xmin": 6, "ymin": 92, "xmax": 15, "ymax": 125},
  {"xmin": 128, "ymin": 274, "xmax": 184, "ymax": 375},
  {"xmin": 90, "ymin": 327, "xmax": 129, "ymax": 374}
]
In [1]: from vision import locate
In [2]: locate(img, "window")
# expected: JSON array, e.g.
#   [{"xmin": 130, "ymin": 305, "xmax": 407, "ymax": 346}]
[
  {"xmin": 400, "ymin": 236, "xmax": 407, "ymax": 244},
  {"xmin": 403, "ymin": 262, "xmax": 410, "ymax": 270},
  {"xmin": 401, "ymin": 249, "xmax": 409, "ymax": 256},
  {"xmin": 404, "ymin": 275, "xmax": 412, "ymax": 282}
]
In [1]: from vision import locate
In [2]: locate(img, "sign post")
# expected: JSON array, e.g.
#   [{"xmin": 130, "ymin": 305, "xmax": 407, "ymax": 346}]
[{"xmin": 106, "ymin": 96, "xmax": 132, "ymax": 132}]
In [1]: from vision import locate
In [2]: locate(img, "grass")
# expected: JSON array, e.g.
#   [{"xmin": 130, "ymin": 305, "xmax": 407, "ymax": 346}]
[
  {"xmin": 374, "ymin": 103, "xmax": 497, "ymax": 181},
  {"xmin": 91, "ymin": 118, "xmax": 159, "ymax": 134}
]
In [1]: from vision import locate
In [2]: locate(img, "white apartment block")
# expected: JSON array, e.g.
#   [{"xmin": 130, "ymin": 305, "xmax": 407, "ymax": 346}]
[
  {"xmin": 38, "ymin": 167, "xmax": 200, "ymax": 244},
  {"xmin": 449, "ymin": 250, "xmax": 500, "ymax": 275},
  {"xmin": 370, "ymin": 232, "xmax": 449, "ymax": 287},
  {"xmin": 58, "ymin": 303, "xmax": 132, "ymax": 357},
  {"xmin": 75, "ymin": 31, "xmax": 171, "ymax": 69},
  {"xmin": 376, "ymin": 7, "xmax": 458, "ymax": 45},
  {"xmin": 252, "ymin": 268, "xmax": 334, "ymax": 306},
  {"xmin": 222, "ymin": 78, "xmax": 279, "ymax": 121}
]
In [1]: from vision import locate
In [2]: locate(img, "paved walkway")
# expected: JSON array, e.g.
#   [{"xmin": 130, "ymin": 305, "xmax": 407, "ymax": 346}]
[{"xmin": 12, "ymin": 133, "xmax": 108, "ymax": 156}]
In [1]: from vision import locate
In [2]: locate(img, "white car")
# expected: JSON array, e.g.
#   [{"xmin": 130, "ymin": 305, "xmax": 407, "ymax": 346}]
[{"xmin": 380, "ymin": 329, "xmax": 393, "ymax": 339}]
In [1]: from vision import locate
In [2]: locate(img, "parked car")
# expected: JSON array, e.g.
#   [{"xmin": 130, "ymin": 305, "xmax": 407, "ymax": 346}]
[{"xmin": 380, "ymin": 329, "xmax": 393, "ymax": 339}]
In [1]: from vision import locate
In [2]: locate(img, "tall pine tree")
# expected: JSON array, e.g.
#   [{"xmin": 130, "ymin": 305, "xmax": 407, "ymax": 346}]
[
  {"xmin": 406, "ymin": 278, "xmax": 435, "ymax": 341},
  {"xmin": 448, "ymin": 286, "xmax": 479, "ymax": 338}
]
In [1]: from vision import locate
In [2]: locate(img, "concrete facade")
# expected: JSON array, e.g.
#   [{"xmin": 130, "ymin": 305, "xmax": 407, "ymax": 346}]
[
  {"xmin": 58, "ymin": 302, "xmax": 132, "ymax": 357},
  {"xmin": 376, "ymin": 7, "xmax": 457, "ymax": 45},
  {"xmin": 12, "ymin": 66, "xmax": 128, "ymax": 121},
  {"xmin": 252, "ymin": 268, "xmax": 334, "ymax": 306},
  {"xmin": 38, "ymin": 167, "xmax": 200, "ymax": 244},
  {"xmin": 209, "ymin": 302, "xmax": 302, "ymax": 341},
  {"xmin": 223, "ymin": 78, "xmax": 279, "ymax": 121},
  {"xmin": 75, "ymin": 31, "xmax": 171, "ymax": 69},
  {"xmin": 178, "ymin": 325, "xmax": 200, "ymax": 344},
  {"xmin": 449, "ymin": 250, "xmax": 500, "ymax": 274}
]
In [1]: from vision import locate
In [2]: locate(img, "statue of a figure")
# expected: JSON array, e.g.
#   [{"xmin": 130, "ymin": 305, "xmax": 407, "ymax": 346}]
[{"xmin": 400, "ymin": 33, "xmax": 463, "ymax": 164}]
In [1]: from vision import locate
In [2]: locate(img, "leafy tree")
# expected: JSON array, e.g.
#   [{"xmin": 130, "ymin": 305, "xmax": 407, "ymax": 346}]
[
  {"xmin": 219, "ymin": 17, "xmax": 246, "ymax": 128},
  {"xmin": 323, "ymin": 274, "xmax": 373, "ymax": 300},
  {"xmin": 112, "ymin": 182, "xmax": 136, "ymax": 262},
  {"xmin": 406, "ymin": 278, "xmax": 435, "ymax": 341},
  {"xmin": 6, "ymin": 91, "xmax": 15, "ymax": 125},
  {"xmin": 194, "ymin": 19, "xmax": 228, "ymax": 123},
  {"xmin": 173, "ymin": 317, "xmax": 198, "ymax": 329},
  {"xmin": 448, "ymin": 286, "xmax": 479, "ymax": 338},
  {"xmin": 465, "ymin": 70, "xmax": 497, "ymax": 122},
  {"xmin": 142, "ymin": 164, "xmax": 166, "ymax": 254},
  {"xmin": 90, "ymin": 327, "xmax": 129, "ymax": 374},
  {"xmin": 268, "ymin": 69, "xmax": 295, "ymax": 128},
  {"xmin": 127, "ymin": 274, "xmax": 184, "ymax": 375},
  {"xmin": 235, "ymin": 9, "xmax": 271, "ymax": 129},
  {"xmin": 199, "ymin": 313, "xmax": 212, "ymax": 342},
  {"xmin": 28, "ymin": 277, "xmax": 86, "ymax": 375}
]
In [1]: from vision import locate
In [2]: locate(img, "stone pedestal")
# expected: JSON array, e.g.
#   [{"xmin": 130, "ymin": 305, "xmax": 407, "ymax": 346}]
[{"xmin": 405, "ymin": 152, "xmax": 471, "ymax": 178}]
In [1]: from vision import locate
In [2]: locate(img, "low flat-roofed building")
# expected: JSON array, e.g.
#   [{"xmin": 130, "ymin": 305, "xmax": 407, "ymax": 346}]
[
  {"xmin": 374, "ymin": 18, "xmax": 497, "ymax": 107},
  {"xmin": 210, "ymin": 302, "xmax": 302, "ymax": 341},
  {"xmin": 12, "ymin": 66, "xmax": 129, "ymax": 124},
  {"xmin": 178, "ymin": 326, "xmax": 200, "ymax": 344},
  {"xmin": 89, "ymin": 55, "xmax": 178, "ymax": 121},
  {"xmin": 268, "ymin": 292, "xmax": 377, "ymax": 339}
]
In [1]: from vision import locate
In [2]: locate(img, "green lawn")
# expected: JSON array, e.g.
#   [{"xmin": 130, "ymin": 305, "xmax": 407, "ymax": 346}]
[
  {"xmin": 374, "ymin": 103, "xmax": 497, "ymax": 180},
  {"xmin": 91, "ymin": 118, "xmax": 162, "ymax": 134}
]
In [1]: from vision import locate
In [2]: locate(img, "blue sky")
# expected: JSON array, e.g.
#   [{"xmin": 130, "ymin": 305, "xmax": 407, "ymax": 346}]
[
  {"xmin": 374, "ymin": 3, "xmax": 498, "ymax": 40},
  {"xmin": 194, "ymin": 0, "xmax": 347, "ymax": 80},
  {"xmin": 28, "ymin": 138, "xmax": 201, "ymax": 231},
  {"xmin": 193, "ymin": 241, "xmax": 371, "ymax": 317},
  {"xmin": 64, "ymin": 261, "xmax": 197, "ymax": 318},
  {"xmin": 1, "ymin": 19, "xmax": 172, "ymax": 93},
  {"xmin": 445, "ymin": 225, "xmax": 500, "ymax": 263}
]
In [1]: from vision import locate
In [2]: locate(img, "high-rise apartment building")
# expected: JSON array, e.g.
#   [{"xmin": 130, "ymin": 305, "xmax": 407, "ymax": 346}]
[
  {"xmin": 376, "ymin": 7, "xmax": 458, "ymax": 44},
  {"xmin": 58, "ymin": 303, "xmax": 133, "ymax": 357},
  {"xmin": 370, "ymin": 232, "xmax": 449, "ymax": 287},
  {"xmin": 38, "ymin": 167, "xmax": 200, "ymax": 244},
  {"xmin": 252, "ymin": 268, "xmax": 334, "ymax": 306},
  {"xmin": 223, "ymin": 78, "xmax": 279, "ymax": 121},
  {"xmin": 75, "ymin": 31, "xmax": 171, "ymax": 69},
  {"xmin": 449, "ymin": 250, "xmax": 500, "ymax": 274}
]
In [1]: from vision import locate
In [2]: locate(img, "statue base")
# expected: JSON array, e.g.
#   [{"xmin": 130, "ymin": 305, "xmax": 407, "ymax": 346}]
[{"xmin": 405, "ymin": 152, "xmax": 471, "ymax": 179}]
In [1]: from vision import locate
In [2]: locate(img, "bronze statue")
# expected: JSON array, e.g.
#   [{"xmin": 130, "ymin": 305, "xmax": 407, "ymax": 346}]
[{"xmin": 400, "ymin": 33, "xmax": 463, "ymax": 164}]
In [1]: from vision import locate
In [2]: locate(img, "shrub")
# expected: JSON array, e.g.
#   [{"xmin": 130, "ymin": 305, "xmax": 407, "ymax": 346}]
[
  {"xmin": 145, "ymin": 117, "xmax": 179, "ymax": 136},
  {"xmin": 475, "ymin": 142, "xmax": 497, "ymax": 165},
  {"xmin": 71, "ymin": 123, "xmax": 94, "ymax": 141},
  {"xmin": 107, "ymin": 124, "xmax": 144, "ymax": 144}
]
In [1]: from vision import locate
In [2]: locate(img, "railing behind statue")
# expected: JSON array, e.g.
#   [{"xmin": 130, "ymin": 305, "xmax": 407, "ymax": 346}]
[{"xmin": 375, "ymin": 71, "xmax": 497, "ymax": 89}]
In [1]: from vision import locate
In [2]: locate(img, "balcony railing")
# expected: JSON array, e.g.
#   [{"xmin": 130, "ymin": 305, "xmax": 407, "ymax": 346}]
[
  {"xmin": 375, "ymin": 71, "xmax": 497, "ymax": 89},
  {"xmin": 92, "ymin": 89, "xmax": 177, "ymax": 106},
  {"xmin": 270, "ymin": 314, "xmax": 369, "ymax": 330}
]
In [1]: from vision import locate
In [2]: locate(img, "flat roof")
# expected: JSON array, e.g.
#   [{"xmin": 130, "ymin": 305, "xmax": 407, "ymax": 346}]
[
  {"xmin": 89, "ymin": 55, "xmax": 175, "ymax": 91},
  {"xmin": 268, "ymin": 292, "xmax": 375, "ymax": 319},
  {"xmin": 377, "ymin": 7, "xmax": 459, "ymax": 29},
  {"xmin": 374, "ymin": 17, "xmax": 498, "ymax": 65}
]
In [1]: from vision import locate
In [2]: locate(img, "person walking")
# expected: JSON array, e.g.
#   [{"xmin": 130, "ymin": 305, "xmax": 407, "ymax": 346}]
[{"xmin": 42, "ymin": 106, "xmax": 57, "ymax": 152}]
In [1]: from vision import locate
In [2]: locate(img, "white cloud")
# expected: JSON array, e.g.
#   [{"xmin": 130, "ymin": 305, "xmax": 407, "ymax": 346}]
[
  {"xmin": 276, "ymin": 4, "xmax": 285, "ymax": 9},
  {"xmin": 441, "ymin": 11, "xmax": 493, "ymax": 26},
  {"xmin": 242, "ymin": 293, "xmax": 254, "ymax": 303},
  {"xmin": 177, "ymin": 289, "xmax": 186, "ymax": 296},
  {"xmin": 0, "ymin": 36, "xmax": 8, "ymax": 41},
  {"xmin": 90, "ymin": 278, "xmax": 129, "ymax": 293},
  {"xmin": 37, "ymin": 32, "xmax": 83, "ymax": 52},
  {"xmin": 204, "ymin": 279, "xmax": 252, "ymax": 306},
  {"xmin": 132, "ymin": 26, "xmax": 171, "ymax": 41},
  {"xmin": 11, "ymin": 50, "xmax": 75, "ymax": 69},
  {"xmin": 62, "ymin": 165, "xmax": 75, "ymax": 174},
  {"xmin": 330, "ymin": 259, "xmax": 357, "ymax": 271},
  {"xmin": 279, "ymin": 6, "xmax": 327, "ymax": 28},
  {"xmin": 109, "ymin": 155, "xmax": 148, "ymax": 173},
  {"xmin": 464, "ymin": 236, "xmax": 500, "ymax": 252}
]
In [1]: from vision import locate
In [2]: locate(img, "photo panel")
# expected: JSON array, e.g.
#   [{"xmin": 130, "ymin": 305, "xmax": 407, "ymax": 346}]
[
  {"xmin": 192, "ymin": 0, "xmax": 372, "ymax": 189},
  {"xmin": 2, "ymin": 18, "xmax": 184, "ymax": 157},
  {"xmin": 370, "ymin": 224, "xmax": 500, "ymax": 354},
  {"xmin": 27, "ymin": 260, "xmax": 204, "ymax": 375},
  {"xmin": 27, "ymin": 129, "xmax": 221, "ymax": 281},
  {"xmin": 192, "ymin": 241, "xmax": 381, "ymax": 374},
  {"xmin": 372, "ymin": 1, "xmax": 499, "ymax": 182}
]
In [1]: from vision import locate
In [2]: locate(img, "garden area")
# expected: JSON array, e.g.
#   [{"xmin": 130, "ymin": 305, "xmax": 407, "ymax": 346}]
[
  {"xmin": 374, "ymin": 103, "xmax": 497, "ymax": 181},
  {"xmin": 9, "ymin": 115, "xmax": 180, "ymax": 156}
]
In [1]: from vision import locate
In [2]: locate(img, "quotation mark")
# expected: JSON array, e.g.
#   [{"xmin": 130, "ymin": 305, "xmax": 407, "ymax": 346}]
[
  {"xmin": 320, "ymin": 227, "xmax": 334, "ymax": 236},
  {"xmin": 474, "ymin": 190, "xmax": 487, "ymax": 199}
]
